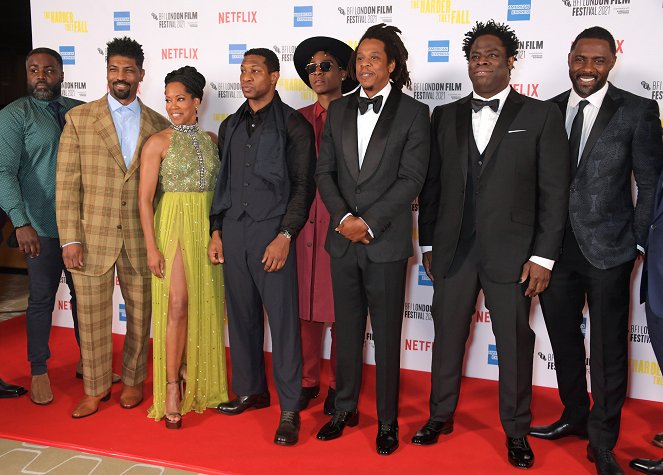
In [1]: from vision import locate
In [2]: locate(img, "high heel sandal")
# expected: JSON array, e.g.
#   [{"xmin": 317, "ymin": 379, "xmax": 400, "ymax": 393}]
[{"xmin": 164, "ymin": 380, "xmax": 182, "ymax": 430}]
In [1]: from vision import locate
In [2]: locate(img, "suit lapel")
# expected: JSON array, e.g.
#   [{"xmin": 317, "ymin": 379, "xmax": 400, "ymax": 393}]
[
  {"xmin": 480, "ymin": 89, "xmax": 524, "ymax": 176},
  {"xmin": 341, "ymin": 92, "xmax": 360, "ymax": 181},
  {"xmin": 93, "ymin": 95, "xmax": 127, "ymax": 173},
  {"xmin": 126, "ymin": 99, "xmax": 162, "ymax": 178},
  {"xmin": 579, "ymin": 85, "xmax": 621, "ymax": 164},
  {"xmin": 358, "ymin": 89, "xmax": 402, "ymax": 185},
  {"xmin": 456, "ymin": 94, "xmax": 472, "ymax": 182}
]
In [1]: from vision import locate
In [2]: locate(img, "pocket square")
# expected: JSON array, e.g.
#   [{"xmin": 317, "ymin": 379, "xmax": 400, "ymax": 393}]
[{"xmin": 508, "ymin": 129, "xmax": 527, "ymax": 133}]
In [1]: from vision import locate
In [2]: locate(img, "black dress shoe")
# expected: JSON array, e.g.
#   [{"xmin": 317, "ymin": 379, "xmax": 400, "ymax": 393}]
[
  {"xmin": 507, "ymin": 437, "xmax": 534, "ymax": 469},
  {"xmin": 529, "ymin": 419, "xmax": 588, "ymax": 440},
  {"xmin": 217, "ymin": 392, "xmax": 270, "ymax": 415},
  {"xmin": 376, "ymin": 422, "xmax": 399, "ymax": 455},
  {"xmin": 316, "ymin": 409, "xmax": 359, "ymax": 441},
  {"xmin": 630, "ymin": 457, "xmax": 663, "ymax": 474},
  {"xmin": 0, "ymin": 378, "xmax": 27, "ymax": 398},
  {"xmin": 412, "ymin": 418, "xmax": 454, "ymax": 445},
  {"xmin": 587, "ymin": 445, "xmax": 624, "ymax": 475},
  {"xmin": 654, "ymin": 433, "xmax": 663, "ymax": 449},
  {"xmin": 298, "ymin": 385, "xmax": 320, "ymax": 410},
  {"xmin": 323, "ymin": 388, "xmax": 336, "ymax": 416},
  {"xmin": 274, "ymin": 411, "xmax": 300, "ymax": 446}
]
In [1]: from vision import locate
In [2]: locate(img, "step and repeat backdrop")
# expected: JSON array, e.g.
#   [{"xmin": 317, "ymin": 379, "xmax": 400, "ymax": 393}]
[{"xmin": 31, "ymin": 0, "xmax": 663, "ymax": 402}]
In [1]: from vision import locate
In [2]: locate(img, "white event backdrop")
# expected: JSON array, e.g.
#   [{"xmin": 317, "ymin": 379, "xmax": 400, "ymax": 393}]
[{"xmin": 31, "ymin": 0, "xmax": 663, "ymax": 402}]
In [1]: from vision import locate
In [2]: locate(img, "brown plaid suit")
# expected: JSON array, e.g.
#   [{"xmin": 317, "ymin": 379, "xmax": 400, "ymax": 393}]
[{"xmin": 56, "ymin": 95, "xmax": 169, "ymax": 396}]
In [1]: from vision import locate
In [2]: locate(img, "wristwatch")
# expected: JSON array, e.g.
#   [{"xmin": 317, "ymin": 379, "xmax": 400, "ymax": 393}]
[{"xmin": 279, "ymin": 229, "xmax": 292, "ymax": 240}]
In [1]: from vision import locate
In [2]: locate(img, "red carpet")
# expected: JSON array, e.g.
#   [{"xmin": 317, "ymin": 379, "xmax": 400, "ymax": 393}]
[{"xmin": 1, "ymin": 315, "xmax": 661, "ymax": 474}]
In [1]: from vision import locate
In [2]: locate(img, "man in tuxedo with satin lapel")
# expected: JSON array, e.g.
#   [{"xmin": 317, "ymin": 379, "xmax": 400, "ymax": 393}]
[
  {"xmin": 315, "ymin": 23, "xmax": 430, "ymax": 455},
  {"xmin": 529, "ymin": 27, "xmax": 663, "ymax": 475},
  {"xmin": 414, "ymin": 21, "xmax": 569, "ymax": 469},
  {"xmin": 631, "ymin": 170, "xmax": 663, "ymax": 475}
]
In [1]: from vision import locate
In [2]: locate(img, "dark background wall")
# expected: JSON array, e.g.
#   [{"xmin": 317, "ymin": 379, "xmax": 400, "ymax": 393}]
[{"xmin": 1, "ymin": 1, "xmax": 32, "ymax": 108}]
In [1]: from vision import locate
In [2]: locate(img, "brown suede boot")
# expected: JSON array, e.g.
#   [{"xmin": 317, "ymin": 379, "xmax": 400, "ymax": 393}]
[{"xmin": 30, "ymin": 373, "xmax": 53, "ymax": 405}]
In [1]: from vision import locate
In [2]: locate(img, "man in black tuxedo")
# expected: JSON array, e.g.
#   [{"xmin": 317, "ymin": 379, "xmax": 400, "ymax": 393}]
[
  {"xmin": 529, "ymin": 27, "xmax": 663, "ymax": 475},
  {"xmin": 414, "ymin": 21, "xmax": 570, "ymax": 470},
  {"xmin": 209, "ymin": 48, "xmax": 316, "ymax": 446},
  {"xmin": 315, "ymin": 24, "xmax": 430, "ymax": 455}
]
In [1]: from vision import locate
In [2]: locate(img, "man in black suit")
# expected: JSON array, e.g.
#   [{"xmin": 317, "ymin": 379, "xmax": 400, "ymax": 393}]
[
  {"xmin": 315, "ymin": 24, "xmax": 430, "ymax": 455},
  {"xmin": 209, "ymin": 48, "xmax": 316, "ymax": 446},
  {"xmin": 413, "ymin": 21, "xmax": 570, "ymax": 469},
  {"xmin": 529, "ymin": 27, "xmax": 663, "ymax": 475}
]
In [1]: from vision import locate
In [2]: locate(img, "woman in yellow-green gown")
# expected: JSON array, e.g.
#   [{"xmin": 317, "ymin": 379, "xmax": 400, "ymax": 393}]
[{"xmin": 138, "ymin": 66, "xmax": 228, "ymax": 428}]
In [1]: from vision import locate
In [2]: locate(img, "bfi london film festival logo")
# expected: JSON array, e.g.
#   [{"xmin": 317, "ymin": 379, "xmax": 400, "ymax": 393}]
[
  {"xmin": 61, "ymin": 79, "xmax": 87, "ymax": 99},
  {"xmin": 412, "ymin": 81, "xmax": 463, "ymax": 102},
  {"xmin": 59, "ymin": 46, "xmax": 75, "ymax": 65},
  {"xmin": 428, "ymin": 40, "xmax": 450, "ymax": 63},
  {"xmin": 641, "ymin": 79, "xmax": 663, "ymax": 101},
  {"xmin": 365, "ymin": 331, "xmax": 375, "ymax": 349},
  {"xmin": 229, "ymin": 44, "xmax": 247, "ymax": 64},
  {"xmin": 630, "ymin": 324, "xmax": 651, "ymax": 344},
  {"xmin": 404, "ymin": 301, "xmax": 432, "ymax": 321},
  {"xmin": 517, "ymin": 39, "xmax": 544, "ymax": 61},
  {"xmin": 43, "ymin": 11, "xmax": 88, "ymax": 32},
  {"xmin": 273, "ymin": 44, "xmax": 297, "ymax": 63},
  {"xmin": 294, "ymin": 6, "xmax": 313, "ymax": 27},
  {"xmin": 507, "ymin": 0, "xmax": 531, "ymax": 21},
  {"xmin": 561, "ymin": 0, "xmax": 631, "ymax": 17},
  {"xmin": 338, "ymin": 4, "xmax": 393, "ymax": 24},
  {"xmin": 410, "ymin": 0, "xmax": 470, "ymax": 24},
  {"xmin": 113, "ymin": 11, "xmax": 130, "ymax": 31},
  {"xmin": 487, "ymin": 344, "xmax": 499, "ymax": 366},
  {"xmin": 218, "ymin": 10, "xmax": 257, "ymax": 24},
  {"xmin": 151, "ymin": 11, "xmax": 198, "ymax": 29}
]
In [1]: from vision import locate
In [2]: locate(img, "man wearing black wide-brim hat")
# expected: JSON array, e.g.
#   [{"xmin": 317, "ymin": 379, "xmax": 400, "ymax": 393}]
[{"xmin": 292, "ymin": 37, "xmax": 358, "ymax": 415}]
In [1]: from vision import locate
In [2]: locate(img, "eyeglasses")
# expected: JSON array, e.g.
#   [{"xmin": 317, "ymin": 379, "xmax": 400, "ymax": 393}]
[{"xmin": 305, "ymin": 61, "xmax": 336, "ymax": 75}]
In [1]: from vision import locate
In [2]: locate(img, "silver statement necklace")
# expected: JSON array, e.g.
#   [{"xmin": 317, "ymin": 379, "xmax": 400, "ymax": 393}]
[{"xmin": 171, "ymin": 123, "xmax": 206, "ymax": 192}]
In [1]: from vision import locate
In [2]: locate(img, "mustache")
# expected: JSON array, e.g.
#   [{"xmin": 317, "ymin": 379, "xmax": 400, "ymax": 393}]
[{"xmin": 112, "ymin": 80, "xmax": 131, "ymax": 87}]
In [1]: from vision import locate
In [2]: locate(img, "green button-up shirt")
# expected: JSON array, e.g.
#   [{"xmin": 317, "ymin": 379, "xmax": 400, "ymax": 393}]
[{"xmin": 0, "ymin": 95, "xmax": 83, "ymax": 238}]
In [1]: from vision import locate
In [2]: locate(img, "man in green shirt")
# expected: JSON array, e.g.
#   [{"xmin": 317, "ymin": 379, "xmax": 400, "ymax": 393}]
[{"xmin": 0, "ymin": 48, "xmax": 88, "ymax": 405}]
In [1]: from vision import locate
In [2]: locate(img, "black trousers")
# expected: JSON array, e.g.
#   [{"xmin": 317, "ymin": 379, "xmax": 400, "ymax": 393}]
[
  {"xmin": 25, "ymin": 236, "xmax": 79, "ymax": 375},
  {"xmin": 330, "ymin": 243, "xmax": 407, "ymax": 424},
  {"xmin": 539, "ymin": 230, "xmax": 633, "ymax": 450},
  {"xmin": 222, "ymin": 215, "xmax": 302, "ymax": 412},
  {"xmin": 429, "ymin": 242, "xmax": 534, "ymax": 437}
]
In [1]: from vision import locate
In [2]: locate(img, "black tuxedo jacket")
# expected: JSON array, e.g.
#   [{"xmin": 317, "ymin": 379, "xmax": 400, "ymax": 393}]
[
  {"xmin": 419, "ymin": 89, "xmax": 570, "ymax": 283},
  {"xmin": 315, "ymin": 88, "xmax": 430, "ymax": 263},
  {"xmin": 550, "ymin": 83, "xmax": 663, "ymax": 270}
]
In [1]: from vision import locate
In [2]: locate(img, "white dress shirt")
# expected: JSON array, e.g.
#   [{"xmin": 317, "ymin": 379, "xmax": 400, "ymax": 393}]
[
  {"xmin": 108, "ymin": 94, "xmax": 141, "ymax": 168},
  {"xmin": 339, "ymin": 82, "xmax": 393, "ymax": 235},
  {"xmin": 565, "ymin": 82, "xmax": 609, "ymax": 163},
  {"xmin": 421, "ymin": 85, "xmax": 554, "ymax": 271}
]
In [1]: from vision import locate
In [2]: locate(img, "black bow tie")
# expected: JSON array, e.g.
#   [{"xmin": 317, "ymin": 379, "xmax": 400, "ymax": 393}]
[
  {"xmin": 471, "ymin": 98, "xmax": 499, "ymax": 113},
  {"xmin": 358, "ymin": 95, "xmax": 383, "ymax": 115}
]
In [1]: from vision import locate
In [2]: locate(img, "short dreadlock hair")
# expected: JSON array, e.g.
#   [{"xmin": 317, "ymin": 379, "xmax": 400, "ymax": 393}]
[
  {"xmin": 462, "ymin": 20, "xmax": 519, "ymax": 62},
  {"xmin": 348, "ymin": 23, "xmax": 412, "ymax": 91}
]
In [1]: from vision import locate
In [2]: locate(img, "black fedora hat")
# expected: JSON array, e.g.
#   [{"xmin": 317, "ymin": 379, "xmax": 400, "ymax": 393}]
[{"xmin": 294, "ymin": 36, "xmax": 359, "ymax": 94}]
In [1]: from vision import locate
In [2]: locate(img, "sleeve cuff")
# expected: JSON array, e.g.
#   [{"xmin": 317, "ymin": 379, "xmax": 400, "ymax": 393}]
[
  {"xmin": 420, "ymin": 246, "xmax": 433, "ymax": 253},
  {"xmin": 529, "ymin": 255, "xmax": 555, "ymax": 271},
  {"xmin": 62, "ymin": 241, "xmax": 81, "ymax": 248}
]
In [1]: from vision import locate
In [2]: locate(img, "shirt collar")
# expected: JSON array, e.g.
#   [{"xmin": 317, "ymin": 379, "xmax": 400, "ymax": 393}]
[
  {"xmin": 107, "ymin": 93, "xmax": 140, "ymax": 114},
  {"xmin": 29, "ymin": 95, "xmax": 64, "ymax": 109},
  {"xmin": 313, "ymin": 101, "xmax": 326, "ymax": 118},
  {"xmin": 359, "ymin": 81, "xmax": 392, "ymax": 101},
  {"xmin": 472, "ymin": 85, "xmax": 511, "ymax": 113},
  {"xmin": 568, "ymin": 81, "xmax": 609, "ymax": 110}
]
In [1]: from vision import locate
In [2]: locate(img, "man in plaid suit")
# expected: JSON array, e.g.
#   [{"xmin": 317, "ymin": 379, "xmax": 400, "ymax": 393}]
[{"xmin": 56, "ymin": 37, "xmax": 169, "ymax": 418}]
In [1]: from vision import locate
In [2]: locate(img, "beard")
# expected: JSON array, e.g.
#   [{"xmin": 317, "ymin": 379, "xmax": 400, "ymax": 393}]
[
  {"xmin": 111, "ymin": 81, "xmax": 132, "ymax": 100},
  {"xmin": 29, "ymin": 82, "xmax": 60, "ymax": 101}
]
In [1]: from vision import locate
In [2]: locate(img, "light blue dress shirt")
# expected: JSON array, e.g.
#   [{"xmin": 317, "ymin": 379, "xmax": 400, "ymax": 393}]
[{"xmin": 107, "ymin": 94, "xmax": 141, "ymax": 168}]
